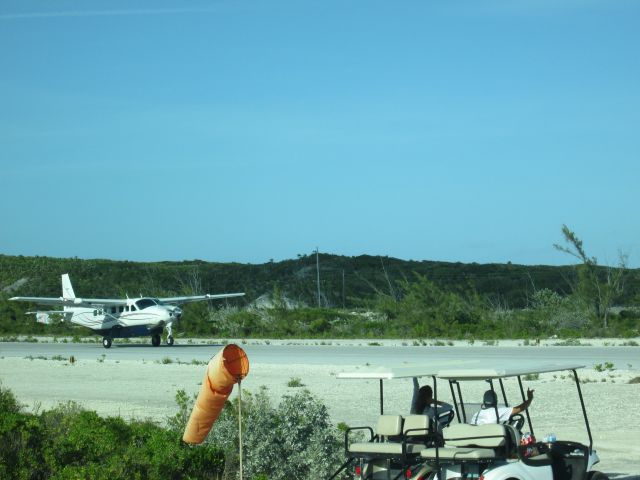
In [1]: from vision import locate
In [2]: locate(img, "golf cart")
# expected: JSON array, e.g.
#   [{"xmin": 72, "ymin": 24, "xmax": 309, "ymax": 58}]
[
  {"xmin": 419, "ymin": 364, "xmax": 607, "ymax": 480},
  {"xmin": 328, "ymin": 366, "xmax": 454, "ymax": 480},
  {"xmin": 328, "ymin": 363, "xmax": 608, "ymax": 480}
]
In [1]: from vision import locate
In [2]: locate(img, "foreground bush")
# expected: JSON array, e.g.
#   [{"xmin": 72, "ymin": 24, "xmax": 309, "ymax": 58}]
[
  {"xmin": 0, "ymin": 384, "xmax": 224, "ymax": 480},
  {"xmin": 168, "ymin": 387, "xmax": 344, "ymax": 480}
]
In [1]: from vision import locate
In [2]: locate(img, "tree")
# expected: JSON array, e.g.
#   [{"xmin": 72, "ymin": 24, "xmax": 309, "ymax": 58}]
[{"xmin": 553, "ymin": 225, "xmax": 627, "ymax": 329}]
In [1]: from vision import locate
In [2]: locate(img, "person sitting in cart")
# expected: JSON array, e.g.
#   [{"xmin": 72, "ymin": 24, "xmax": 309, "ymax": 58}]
[
  {"xmin": 471, "ymin": 388, "xmax": 534, "ymax": 425},
  {"xmin": 411, "ymin": 378, "xmax": 454, "ymax": 431}
]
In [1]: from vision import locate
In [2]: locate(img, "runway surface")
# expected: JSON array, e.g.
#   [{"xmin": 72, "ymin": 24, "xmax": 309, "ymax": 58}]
[{"xmin": 1, "ymin": 340, "xmax": 638, "ymax": 369}]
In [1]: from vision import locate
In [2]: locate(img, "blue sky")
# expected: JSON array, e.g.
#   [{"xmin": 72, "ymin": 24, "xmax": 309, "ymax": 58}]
[{"xmin": 1, "ymin": 0, "xmax": 638, "ymax": 266}]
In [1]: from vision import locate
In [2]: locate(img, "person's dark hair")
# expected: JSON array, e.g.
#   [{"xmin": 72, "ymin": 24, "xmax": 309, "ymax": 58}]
[
  {"xmin": 482, "ymin": 390, "xmax": 498, "ymax": 409},
  {"xmin": 415, "ymin": 385, "xmax": 433, "ymax": 414}
]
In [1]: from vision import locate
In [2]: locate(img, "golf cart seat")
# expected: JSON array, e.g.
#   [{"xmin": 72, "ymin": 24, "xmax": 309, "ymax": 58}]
[
  {"xmin": 347, "ymin": 415, "xmax": 430, "ymax": 458},
  {"xmin": 421, "ymin": 423, "xmax": 515, "ymax": 462}
]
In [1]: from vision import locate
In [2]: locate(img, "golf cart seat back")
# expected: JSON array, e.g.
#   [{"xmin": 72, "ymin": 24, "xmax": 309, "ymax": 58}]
[
  {"xmin": 420, "ymin": 424, "xmax": 516, "ymax": 462},
  {"xmin": 403, "ymin": 415, "xmax": 430, "ymax": 438},
  {"xmin": 347, "ymin": 415, "xmax": 426, "ymax": 457},
  {"xmin": 446, "ymin": 424, "xmax": 508, "ymax": 448},
  {"xmin": 376, "ymin": 414, "xmax": 403, "ymax": 437}
]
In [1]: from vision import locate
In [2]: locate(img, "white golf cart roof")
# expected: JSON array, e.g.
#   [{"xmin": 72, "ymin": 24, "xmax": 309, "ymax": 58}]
[
  {"xmin": 436, "ymin": 363, "xmax": 585, "ymax": 381},
  {"xmin": 337, "ymin": 365, "xmax": 441, "ymax": 380}
]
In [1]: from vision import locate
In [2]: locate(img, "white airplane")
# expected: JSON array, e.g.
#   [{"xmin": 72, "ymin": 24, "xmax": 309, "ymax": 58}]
[{"xmin": 10, "ymin": 273, "xmax": 245, "ymax": 348}]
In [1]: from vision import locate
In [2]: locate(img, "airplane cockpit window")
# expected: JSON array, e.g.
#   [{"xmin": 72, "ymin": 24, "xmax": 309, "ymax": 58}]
[{"xmin": 135, "ymin": 298, "xmax": 157, "ymax": 310}]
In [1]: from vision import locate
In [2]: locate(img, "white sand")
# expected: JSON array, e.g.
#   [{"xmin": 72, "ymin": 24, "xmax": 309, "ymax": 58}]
[{"xmin": 1, "ymin": 353, "xmax": 638, "ymax": 477}]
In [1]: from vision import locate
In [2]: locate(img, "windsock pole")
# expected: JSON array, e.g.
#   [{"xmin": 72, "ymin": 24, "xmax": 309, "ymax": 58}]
[{"xmin": 238, "ymin": 378, "xmax": 243, "ymax": 480}]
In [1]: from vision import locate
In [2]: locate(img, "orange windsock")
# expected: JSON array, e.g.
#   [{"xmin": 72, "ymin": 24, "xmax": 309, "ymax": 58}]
[{"xmin": 182, "ymin": 344, "xmax": 250, "ymax": 444}]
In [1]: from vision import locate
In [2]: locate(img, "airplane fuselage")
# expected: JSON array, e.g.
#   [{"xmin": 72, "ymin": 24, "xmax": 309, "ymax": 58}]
[{"xmin": 63, "ymin": 299, "xmax": 182, "ymax": 343}]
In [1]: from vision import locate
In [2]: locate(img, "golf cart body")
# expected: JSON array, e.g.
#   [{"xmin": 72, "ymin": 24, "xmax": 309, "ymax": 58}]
[
  {"xmin": 424, "ymin": 364, "xmax": 603, "ymax": 480},
  {"xmin": 329, "ymin": 366, "xmax": 448, "ymax": 480}
]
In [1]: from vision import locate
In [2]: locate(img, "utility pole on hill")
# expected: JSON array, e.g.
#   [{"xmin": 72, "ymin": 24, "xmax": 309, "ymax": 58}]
[{"xmin": 316, "ymin": 247, "xmax": 321, "ymax": 308}]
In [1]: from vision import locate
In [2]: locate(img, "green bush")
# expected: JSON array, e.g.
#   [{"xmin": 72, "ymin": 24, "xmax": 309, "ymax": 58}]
[
  {"xmin": 168, "ymin": 386, "xmax": 343, "ymax": 480},
  {"xmin": 0, "ymin": 384, "xmax": 224, "ymax": 480}
]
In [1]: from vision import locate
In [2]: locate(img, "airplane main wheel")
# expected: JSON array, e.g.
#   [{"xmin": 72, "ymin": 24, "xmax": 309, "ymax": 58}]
[
  {"xmin": 102, "ymin": 337, "xmax": 112, "ymax": 349},
  {"xmin": 152, "ymin": 334, "xmax": 161, "ymax": 347},
  {"xmin": 167, "ymin": 336, "xmax": 174, "ymax": 346}
]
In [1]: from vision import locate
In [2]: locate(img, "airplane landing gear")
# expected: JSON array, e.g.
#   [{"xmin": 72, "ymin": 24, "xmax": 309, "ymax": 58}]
[
  {"xmin": 151, "ymin": 334, "xmax": 161, "ymax": 347},
  {"xmin": 102, "ymin": 337, "xmax": 112, "ymax": 349},
  {"xmin": 165, "ymin": 322, "xmax": 174, "ymax": 346}
]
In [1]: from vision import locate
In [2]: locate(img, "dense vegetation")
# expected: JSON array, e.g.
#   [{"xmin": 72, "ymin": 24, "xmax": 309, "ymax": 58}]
[
  {"xmin": 168, "ymin": 387, "xmax": 343, "ymax": 480},
  {"xmin": 0, "ymin": 384, "xmax": 224, "ymax": 479},
  {"xmin": 0, "ymin": 382, "xmax": 343, "ymax": 480},
  {"xmin": 1, "ymin": 247, "xmax": 639, "ymax": 339}
]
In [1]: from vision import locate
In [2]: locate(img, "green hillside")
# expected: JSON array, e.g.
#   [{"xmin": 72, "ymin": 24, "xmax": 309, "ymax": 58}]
[{"xmin": 1, "ymin": 253, "xmax": 638, "ymax": 339}]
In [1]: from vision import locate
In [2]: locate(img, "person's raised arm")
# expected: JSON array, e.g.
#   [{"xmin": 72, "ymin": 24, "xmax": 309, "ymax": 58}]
[{"xmin": 511, "ymin": 388, "xmax": 534, "ymax": 415}]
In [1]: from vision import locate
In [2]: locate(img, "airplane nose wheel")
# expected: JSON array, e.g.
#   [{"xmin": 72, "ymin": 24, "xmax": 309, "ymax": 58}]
[
  {"xmin": 102, "ymin": 337, "xmax": 112, "ymax": 349},
  {"xmin": 167, "ymin": 335, "xmax": 174, "ymax": 346},
  {"xmin": 151, "ymin": 334, "xmax": 161, "ymax": 347}
]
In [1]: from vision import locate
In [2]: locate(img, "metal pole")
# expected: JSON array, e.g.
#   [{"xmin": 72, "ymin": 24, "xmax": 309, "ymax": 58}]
[
  {"xmin": 455, "ymin": 381, "xmax": 466, "ymax": 423},
  {"xmin": 573, "ymin": 369, "xmax": 593, "ymax": 451},
  {"xmin": 449, "ymin": 380, "xmax": 461, "ymax": 423},
  {"xmin": 517, "ymin": 375, "xmax": 534, "ymax": 435},
  {"xmin": 342, "ymin": 269, "xmax": 345, "ymax": 309},
  {"xmin": 238, "ymin": 378, "xmax": 243, "ymax": 480},
  {"xmin": 488, "ymin": 380, "xmax": 500, "ymax": 424},
  {"xmin": 498, "ymin": 378, "xmax": 509, "ymax": 406},
  {"xmin": 316, "ymin": 248, "xmax": 321, "ymax": 308},
  {"xmin": 379, "ymin": 379, "xmax": 384, "ymax": 415}
]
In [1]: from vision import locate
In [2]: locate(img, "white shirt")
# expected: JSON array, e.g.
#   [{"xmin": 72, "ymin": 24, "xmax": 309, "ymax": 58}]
[{"xmin": 471, "ymin": 406, "xmax": 514, "ymax": 425}]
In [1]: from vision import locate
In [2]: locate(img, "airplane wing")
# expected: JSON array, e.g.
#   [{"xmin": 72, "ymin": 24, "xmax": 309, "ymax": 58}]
[
  {"xmin": 159, "ymin": 292, "xmax": 245, "ymax": 306},
  {"xmin": 10, "ymin": 296, "xmax": 128, "ymax": 308}
]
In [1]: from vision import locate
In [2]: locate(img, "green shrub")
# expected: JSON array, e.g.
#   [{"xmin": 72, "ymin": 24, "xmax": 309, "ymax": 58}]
[
  {"xmin": 287, "ymin": 377, "xmax": 305, "ymax": 387},
  {"xmin": 0, "ymin": 386, "xmax": 224, "ymax": 480},
  {"xmin": 169, "ymin": 386, "xmax": 342, "ymax": 480}
]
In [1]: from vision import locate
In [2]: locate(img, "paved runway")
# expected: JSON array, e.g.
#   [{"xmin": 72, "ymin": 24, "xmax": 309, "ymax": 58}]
[{"xmin": 1, "ymin": 340, "xmax": 638, "ymax": 369}]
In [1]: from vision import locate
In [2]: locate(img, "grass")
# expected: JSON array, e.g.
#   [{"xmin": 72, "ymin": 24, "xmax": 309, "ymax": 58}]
[
  {"xmin": 553, "ymin": 339, "xmax": 592, "ymax": 346},
  {"xmin": 287, "ymin": 377, "xmax": 305, "ymax": 387},
  {"xmin": 629, "ymin": 377, "xmax": 640, "ymax": 384},
  {"xmin": 594, "ymin": 362, "xmax": 615, "ymax": 372}
]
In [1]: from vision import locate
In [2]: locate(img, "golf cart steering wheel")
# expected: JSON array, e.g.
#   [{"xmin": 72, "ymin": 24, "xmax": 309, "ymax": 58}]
[
  {"xmin": 437, "ymin": 410, "xmax": 455, "ymax": 429},
  {"xmin": 509, "ymin": 413, "xmax": 525, "ymax": 430}
]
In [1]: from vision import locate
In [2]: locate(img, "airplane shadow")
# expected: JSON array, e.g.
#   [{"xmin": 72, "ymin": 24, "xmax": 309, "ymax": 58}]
[{"xmin": 609, "ymin": 475, "xmax": 639, "ymax": 480}]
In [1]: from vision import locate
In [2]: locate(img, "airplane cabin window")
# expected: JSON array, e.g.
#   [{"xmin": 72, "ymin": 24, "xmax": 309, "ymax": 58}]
[
  {"xmin": 135, "ymin": 299, "xmax": 156, "ymax": 310},
  {"xmin": 119, "ymin": 306, "xmax": 124, "ymax": 313}
]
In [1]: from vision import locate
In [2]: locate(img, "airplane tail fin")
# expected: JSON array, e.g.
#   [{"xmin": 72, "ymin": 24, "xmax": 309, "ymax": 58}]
[{"xmin": 62, "ymin": 274, "xmax": 75, "ymax": 300}]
